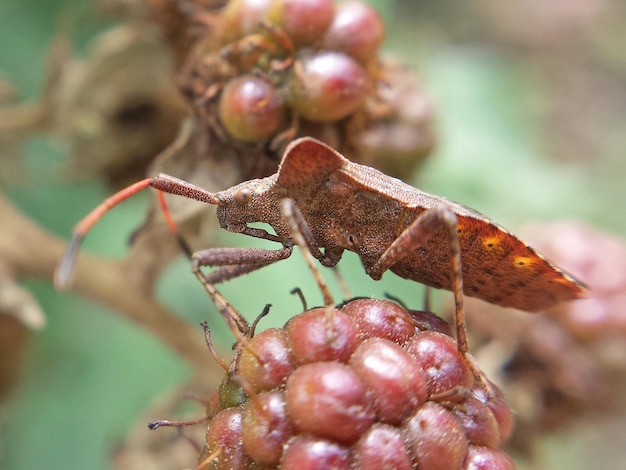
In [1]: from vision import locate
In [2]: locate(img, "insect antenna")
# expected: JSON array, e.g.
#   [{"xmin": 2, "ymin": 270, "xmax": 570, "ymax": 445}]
[
  {"xmin": 54, "ymin": 178, "xmax": 153, "ymax": 289},
  {"xmin": 54, "ymin": 174, "xmax": 222, "ymax": 290}
]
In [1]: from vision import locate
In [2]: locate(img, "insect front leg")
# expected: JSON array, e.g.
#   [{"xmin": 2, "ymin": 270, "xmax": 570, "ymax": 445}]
[
  {"xmin": 192, "ymin": 246, "xmax": 294, "ymax": 283},
  {"xmin": 191, "ymin": 245, "xmax": 293, "ymax": 336},
  {"xmin": 369, "ymin": 206, "xmax": 468, "ymax": 355}
]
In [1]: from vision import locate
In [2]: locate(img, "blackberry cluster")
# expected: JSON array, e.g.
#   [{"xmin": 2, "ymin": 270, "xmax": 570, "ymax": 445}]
[
  {"xmin": 216, "ymin": 0, "xmax": 383, "ymax": 141},
  {"xmin": 199, "ymin": 299, "xmax": 516, "ymax": 469},
  {"xmin": 167, "ymin": 0, "xmax": 434, "ymax": 178}
]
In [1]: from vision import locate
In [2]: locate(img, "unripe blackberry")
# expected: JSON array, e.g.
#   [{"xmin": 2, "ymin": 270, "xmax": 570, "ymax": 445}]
[
  {"xmin": 406, "ymin": 330, "xmax": 473, "ymax": 398},
  {"xmin": 218, "ymin": 75, "xmax": 286, "ymax": 142},
  {"xmin": 237, "ymin": 327, "xmax": 293, "ymax": 391},
  {"xmin": 404, "ymin": 401, "xmax": 469, "ymax": 470},
  {"xmin": 473, "ymin": 383, "xmax": 515, "ymax": 445},
  {"xmin": 285, "ymin": 307, "xmax": 360, "ymax": 363},
  {"xmin": 218, "ymin": 374, "xmax": 248, "ymax": 409},
  {"xmin": 286, "ymin": 360, "xmax": 375, "ymax": 443},
  {"xmin": 464, "ymin": 445, "xmax": 516, "ymax": 470},
  {"xmin": 162, "ymin": 0, "xmax": 435, "ymax": 183},
  {"xmin": 241, "ymin": 390, "xmax": 294, "ymax": 464},
  {"xmin": 349, "ymin": 338, "xmax": 428, "ymax": 424},
  {"xmin": 408, "ymin": 308, "xmax": 453, "ymax": 336},
  {"xmin": 265, "ymin": 0, "xmax": 335, "ymax": 46},
  {"xmin": 199, "ymin": 299, "xmax": 517, "ymax": 469},
  {"xmin": 222, "ymin": 0, "xmax": 275, "ymax": 42},
  {"xmin": 342, "ymin": 298, "xmax": 417, "ymax": 343},
  {"xmin": 202, "ymin": 407, "xmax": 250, "ymax": 469},
  {"xmin": 321, "ymin": 1, "xmax": 385, "ymax": 64},
  {"xmin": 287, "ymin": 50, "xmax": 368, "ymax": 122},
  {"xmin": 353, "ymin": 424, "xmax": 413, "ymax": 470},
  {"xmin": 281, "ymin": 434, "xmax": 351, "ymax": 469},
  {"xmin": 452, "ymin": 394, "xmax": 501, "ymax": 448}
]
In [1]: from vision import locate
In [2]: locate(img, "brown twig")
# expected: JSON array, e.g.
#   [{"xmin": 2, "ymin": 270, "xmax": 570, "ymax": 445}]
[{"xmin": 0, "ymin": 193, "xmax": 222, "ymax": 385}]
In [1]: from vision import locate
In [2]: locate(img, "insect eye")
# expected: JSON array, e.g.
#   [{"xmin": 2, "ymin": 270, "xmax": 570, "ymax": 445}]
[{"xmin": 234, "ymin": 188, "xmax": 252, "ymax": 205}]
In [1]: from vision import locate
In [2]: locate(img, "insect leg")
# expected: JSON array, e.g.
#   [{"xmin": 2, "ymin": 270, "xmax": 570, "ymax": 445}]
[
  {"xmin": 369, "ymin": 206, "xmax": 468, "ymax": 355},
  {"xmin": 191, "ymin": 246, "xmax": 293, "ymax": 335},
  {"xmin": 280, "ymin": 198, "xmax": 335, "ymax": 308}
]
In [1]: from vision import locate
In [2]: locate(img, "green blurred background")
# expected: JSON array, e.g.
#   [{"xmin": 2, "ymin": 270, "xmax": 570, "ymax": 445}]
[{"xmin": 1, "ymin": 0, "xmax": 625, "ymax": 468}]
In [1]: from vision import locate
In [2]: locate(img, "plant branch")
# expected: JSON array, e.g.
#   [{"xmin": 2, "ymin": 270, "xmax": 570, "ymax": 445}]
[{"xmin": 0, "ymin": 193, "xmax": 222, "ymax": 385}]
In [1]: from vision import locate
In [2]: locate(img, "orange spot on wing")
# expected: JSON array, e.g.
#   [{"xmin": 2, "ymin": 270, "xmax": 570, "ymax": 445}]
[
  {"xmin": 513, "ymin": 255, "xmax": 534, "ymax": 268},
  {"xmin": 482, "ymin": 237, "xmax": 500, "ymax": 249}
]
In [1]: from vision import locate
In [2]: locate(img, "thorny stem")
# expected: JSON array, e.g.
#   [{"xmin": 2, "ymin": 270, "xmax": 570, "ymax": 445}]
[{"xmin": 0, "ymin": 193, "xmax": 222, "ymax": 385}]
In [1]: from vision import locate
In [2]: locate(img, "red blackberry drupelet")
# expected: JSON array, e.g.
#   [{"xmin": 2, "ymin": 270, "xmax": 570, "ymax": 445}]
[{"xmin": 199, "ymin": 299, "xmax": 516, "ymax": 469}]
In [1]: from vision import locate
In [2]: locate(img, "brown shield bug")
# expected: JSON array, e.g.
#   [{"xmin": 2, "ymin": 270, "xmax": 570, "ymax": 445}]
[{"xmin": 54, "ymin": 137, "xmax": 587, "ymax": 353}]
